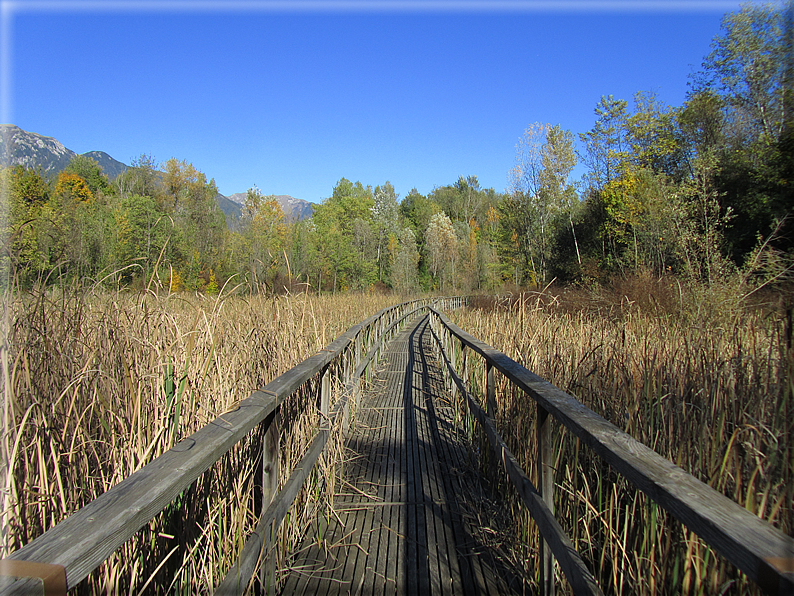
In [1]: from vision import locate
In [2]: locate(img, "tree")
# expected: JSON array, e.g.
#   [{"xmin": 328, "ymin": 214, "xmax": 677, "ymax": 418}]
[
  {"xmin": 579, "ymin": 96, "xmax": 630, "ymax": 192},
  {"xmin": 113, "ymin": 194, "xmax": 171, "ymax": 283},
  {"xmin": 431, "ymin": 176, "xmax": 487, "ymax": 223},
  {"xmin": 63, "ymin": 155, "xmax": 114, "ymax": 197},
  {"xmin": 2, "ymin": 167, "xmax": 55, "ymax": 281},
  {"xmin": 371, "ymin": 182, "xmax": 399, "ymax": 281},
  {"xmin": 312, "ymin": 179, "xmax": 375, "ymax": 292},
  {"xmin": 695, "ymin": 2, "xmax": 786, "ymax": 146},
  {"xmin": 507, "ymin": 122, "xmax": 548, "ymax": 284},
  {"xmin": 8, "ymin": 165, "xmax": 49, "ymax": 206},
  {"xmin": 689, "ymin": 2, "xmax": 791, "ymax": 261},
  {"xmin": 626, "ymin": 91, "xmax": 686, "ymax": 179},
  {"xmin": 540, "ymin": 125, "xmax": 580, "ymax": 268},
  {"xmin": 237, "ymin": 186, "xmax": 286, "ymax": 293},
  {"xmin": 425, "ymin": 212, "xmax": 457, "ymax": 289},
  {"xmin": 507, "ymin": 123, "xmax": 579, "ymax": 284},
  {"xmin": 55, "ymin": 172, "xmax": 93, "ymax": 202},
  {"xmin": 159, "ymin": 159, "xmax": 226, "ymax": 288},
  {"xmin": 115, "ymin": 154, "xmax": 162, "ymax": 201},
  {"xmin": 390, "ymin": 227, "xmax": 419, "ymax": 292}
]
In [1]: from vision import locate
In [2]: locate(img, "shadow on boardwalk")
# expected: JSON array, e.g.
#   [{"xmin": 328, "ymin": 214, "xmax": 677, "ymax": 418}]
[{"xmin": 280, "ymin": 315, "xmax": 531, "ymax": 595}]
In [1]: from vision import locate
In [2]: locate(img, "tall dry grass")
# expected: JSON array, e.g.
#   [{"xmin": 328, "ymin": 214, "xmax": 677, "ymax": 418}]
[
  {"xmin": 451, "ymin": 278, "xmax": 792, "ymax": 595},
  {"xmin": 1, "ymin": 284, "xmax": 404, "ymax": 594}
]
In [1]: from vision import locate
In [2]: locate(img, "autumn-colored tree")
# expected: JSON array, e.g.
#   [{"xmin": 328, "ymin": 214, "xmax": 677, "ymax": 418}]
[
  {"xmin": 63, "ymin": 155, "xmax": 114, "ymax": 197},
  {"xmin": 2, "ymin": 167, "xmax": 56, "ymax": 281},
  {"xmin": 9, "ymin": 165, "xmax": 49, "ymax": 205},
  {"xmin": 55, "ymin": 172, "xmax": 93, "ymax": 202}
]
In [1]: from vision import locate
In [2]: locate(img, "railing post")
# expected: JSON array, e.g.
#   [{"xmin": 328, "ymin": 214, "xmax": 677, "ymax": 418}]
[
  {"xmin": 486, "ymin": 361, "xmax": 496, "ymax": 419},
  {"xmin": 320, "ymin": 365, "xmax": 330, "ymax": 444},
  {"xmin": 342, "ymin": 346, "xmax": 352, "ymax": 438},
  {"xmin": 448, "ymin": 330, "xmax": 457, "ymax": 399},
  {"xmin": 537, "ymin": 404, "xmax": 555, "ymax": 596},
  {"xmin": 316, "ymin": 364, "xmax": 332, "ymax": 544},
  {"xmin": 260, "ymin": 409, "xmax": 279, "ymax": 594},
  {"xmin": 460, "ymin": 345, "xmax": 471, "ymax": 440}
]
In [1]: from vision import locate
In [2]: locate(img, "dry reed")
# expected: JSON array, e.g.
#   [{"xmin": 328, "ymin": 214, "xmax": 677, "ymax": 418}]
[
  {"xmin": 1, "ymin": 284, "xmax": 404, "ymax": 594},
  {"xmin": 451, "ymin": 282, "xmax": 792, "ymax": 595}
]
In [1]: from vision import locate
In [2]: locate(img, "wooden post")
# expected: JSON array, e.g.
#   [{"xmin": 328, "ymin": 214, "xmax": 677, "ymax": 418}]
[
  {"xmin": 537, "ymin": 404, "xmax": 555, "ymax": 596},
  {"xmin": 447, "ymin": 329, "xmax": 454, "ymax": 393},
  {"xmin": 317, "ymin": 365, "xmax": 332, "ymax": 545},
  {"xmin": 486, "ymin": 361, "xmax": 496, "ymax": 419},
  {"xmin": 342, "ymin": 348, "xmax": 352, "ymax": 438},
  {"xmin": 320, "ymin": 366, "xmax": 330, "ymax": 442},
  {"xmin": 260, "ymin": 409, "xmax": 279, "ymax": 594},
  {"xmin": 460, "ymin": 346, "xmax": 471, "ymax": 441}
]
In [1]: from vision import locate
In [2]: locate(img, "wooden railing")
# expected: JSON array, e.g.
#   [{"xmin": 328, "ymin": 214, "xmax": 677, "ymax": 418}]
[
  {"xmin": 427, "ymin": 306, "xmax": 794, "ymax": 596},
  {"xmin": 0, "ymin": 297, "xmax": 463, "ymax": 595}
]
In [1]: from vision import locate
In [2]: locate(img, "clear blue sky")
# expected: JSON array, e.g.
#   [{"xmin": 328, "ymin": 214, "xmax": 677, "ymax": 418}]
[{"xmin": 2, "ymin": 1, "xmax": 754, "ymax": 203}]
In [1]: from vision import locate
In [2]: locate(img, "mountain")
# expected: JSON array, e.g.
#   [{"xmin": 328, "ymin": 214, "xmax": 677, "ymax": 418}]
[
  {"xmin": 216, "ymin": 192, "xmax": 242, "ymax": 226},
  {"xmin": 227, "ymin": 192, "xmax": 315, "ymax": 222},
  {"xmin": 81, "ymin": 150, "xmax": 129, "ymax": 180},
  {"xmin": 1, "ymin": 124, "xmax": 77, "ymax": 174},
  {"xmin": 1, "ymin": 124, "xmax": 314, "ymax": 226},
  {"xmin": 276, "ymin": 194, "xmax": 315, "ymax": 221},
  {"xmin": 0, "ymin": 124, "xmax": 131, "ymax": 181}
]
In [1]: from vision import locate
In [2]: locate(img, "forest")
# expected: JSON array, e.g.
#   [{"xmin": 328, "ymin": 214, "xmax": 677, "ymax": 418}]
[{"xmin": 2, "ymin": 3, "xmax": 791, "ymax": 296}]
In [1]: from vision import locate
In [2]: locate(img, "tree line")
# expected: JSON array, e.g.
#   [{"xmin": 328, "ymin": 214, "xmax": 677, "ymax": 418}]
[{"xmin": 2, "ymin": 3, "xmax": 791, "ymax": 294}]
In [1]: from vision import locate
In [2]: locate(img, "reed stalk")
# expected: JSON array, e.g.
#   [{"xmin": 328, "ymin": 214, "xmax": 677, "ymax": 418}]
[
  {"xmin": 452, "ymin": 281, "xmax": 792, "ymax": 595},
  {"xmin": 1, "ymin": 284, "xmax": 403, "ymax": 594}
]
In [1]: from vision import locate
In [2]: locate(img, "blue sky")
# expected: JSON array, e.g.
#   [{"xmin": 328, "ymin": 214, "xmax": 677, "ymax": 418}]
[{"xmin": 2, "ymin": 0, "xmax": 754, "ymax": 203}]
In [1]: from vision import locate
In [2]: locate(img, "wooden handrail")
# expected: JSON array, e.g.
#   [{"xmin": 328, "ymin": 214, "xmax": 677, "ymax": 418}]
[
  {"xmin": 215, "ymin": 302, "xmax": 431, "ymax": 594},
  {"xmin": 428, "ymin": 306, "xmax": 794, "ymax": 595},
  {"xmin": 427, "ymin": 317, "xmax": 603, "ymax": 595},
  {"xmin": 0, "ymin": 297, "xmax": 435, "ymax": 594}
]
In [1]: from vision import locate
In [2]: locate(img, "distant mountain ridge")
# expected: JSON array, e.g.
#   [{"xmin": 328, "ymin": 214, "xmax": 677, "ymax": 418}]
[
  {"xmin": 227, "ymin": 192, "xmax": 314, "ymax": 222},
  {"xmin": 1, "ymin": 124, "xmax": 76, "ymax": 174},
  {"xmin": 0, "ymin": 124, "xmax": 315, "ymax": 225}
]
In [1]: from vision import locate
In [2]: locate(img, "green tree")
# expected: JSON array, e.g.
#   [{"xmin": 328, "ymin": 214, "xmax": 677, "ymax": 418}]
[
  {"xmin": 626, "ymin": 91, "xmax": 686, "ymax": 179},
  {"xmin": 8, "ymin": 165, "xmax": 49, "ymax": 206},
  {"xmin": 237, "ymin": 187, "xmax": 286, "ymax": 293},
  {"xmin": 689, "ymin": 2, "xmax": 790, "ymax": 261},
  {"xmin": 507, "ymin": 123, "xmax": 579, "ymax": 284},
  {"xmin": 115, "ymin": 154, "xmax": 162, "ymax": 201},
  {"xmin": 63, "ymin": 155, "xmax": 114, "ymax": 197},
  {"xmin": 372, "ymin": 182, "xmax": 399, "ymax": 282},
  {"xmin": 312, "ymin": 178, "xmax": 375, "ymax": 292},
  {"xmin": 425, "ymin": 211, "xmax": 457, "ymax": 289},
  {"xmin": 390, "ymin": 226, "xmax": 419, "ymax": 292},
  {"xmin": 2, "ymin": 167, "xmax": 56, "ymax": 282},
  {"xmin": 579, "ymin": 96, "xmax": 630, "ymax": 192},
  {"xmin": 696, "ymin": 2, "xmax": 786, "ymax": 146}
]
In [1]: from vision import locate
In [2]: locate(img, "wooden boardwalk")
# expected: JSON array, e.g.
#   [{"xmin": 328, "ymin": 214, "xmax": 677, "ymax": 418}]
[{"xmin": 280, "ymin": 315, "xmax": 527, "ymax": 595}]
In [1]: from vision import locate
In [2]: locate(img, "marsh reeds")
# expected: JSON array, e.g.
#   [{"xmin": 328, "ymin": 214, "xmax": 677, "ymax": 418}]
[
  {"xmin": 451, "ymin": 281, "xmax": 792, "ymax": 595},
  {"xmin": 1, "ymin": 284, "xmax": 402, "ymax": 594}
]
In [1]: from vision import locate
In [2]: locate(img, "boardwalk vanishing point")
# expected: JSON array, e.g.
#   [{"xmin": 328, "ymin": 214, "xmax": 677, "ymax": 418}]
[{"xmin": 280, "ymin": 316, "xmax": 525, "ymax": 595}]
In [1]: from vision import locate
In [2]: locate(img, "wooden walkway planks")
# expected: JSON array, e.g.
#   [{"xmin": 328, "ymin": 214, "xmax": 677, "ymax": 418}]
[{"xmin": 280, "ymin": 315, "xmax": 526, "ymax": 595}]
